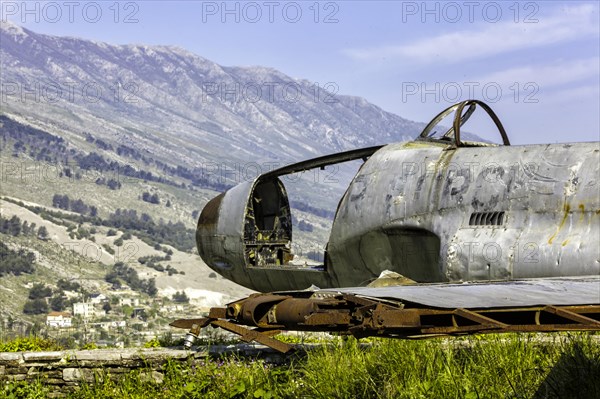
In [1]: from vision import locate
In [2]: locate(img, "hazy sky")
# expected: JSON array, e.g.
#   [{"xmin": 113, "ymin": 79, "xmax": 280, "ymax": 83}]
[{"xmin": 3, "ymin": 1, "xmax": 599, "ymax": 144}]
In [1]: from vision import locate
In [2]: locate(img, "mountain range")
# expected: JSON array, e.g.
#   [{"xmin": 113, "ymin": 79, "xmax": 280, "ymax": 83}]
[{"xmin": 1, "ymin": 20, "xmax": 425, "ymax": 172}]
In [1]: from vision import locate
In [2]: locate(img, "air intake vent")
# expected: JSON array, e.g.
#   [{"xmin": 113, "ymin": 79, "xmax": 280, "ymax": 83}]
[{"xmin": 469, "ymin": 211, "xmax": 505, "ymax": 226}]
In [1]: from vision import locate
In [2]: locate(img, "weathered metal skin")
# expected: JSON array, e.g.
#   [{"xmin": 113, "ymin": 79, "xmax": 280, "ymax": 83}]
[
  {"xmin": 327, "ymin": 140, "xmax": 600, "ymax": 286},
  {"xmin": 197, "ymin": 176, "xmax": 334, "ymax": 290},
  {"xmin": 196, "ymin": 101, "xmax": 600, "ymax": 292}
]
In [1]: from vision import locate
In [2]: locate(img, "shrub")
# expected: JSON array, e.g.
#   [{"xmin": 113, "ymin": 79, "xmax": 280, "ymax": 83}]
[{"xmin": 0, "ymin": 336, "xmax": 63, "ymax": 352}]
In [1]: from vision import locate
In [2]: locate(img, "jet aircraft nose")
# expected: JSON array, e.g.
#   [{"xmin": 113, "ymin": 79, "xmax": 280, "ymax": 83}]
[{"xmin": 196, "ymin": 178, "xmax": 293, "ymax": 279}]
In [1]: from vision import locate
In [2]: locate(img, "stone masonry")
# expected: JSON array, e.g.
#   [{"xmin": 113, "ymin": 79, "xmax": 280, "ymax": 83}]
[{"xmin": 0, "ymin": 345, "xmax": 290, "ymax": 397}]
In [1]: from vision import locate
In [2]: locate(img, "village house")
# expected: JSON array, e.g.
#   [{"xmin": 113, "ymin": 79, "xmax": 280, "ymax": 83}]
[
  {"xmin": 91, "ymin": 320, "xmax": 127, "ymax": 330},
  {"xmin": 73, "ymin": 302, "xmax": 93, "ymax": 318},
  {"xmin": 89, "ymin": 293, "xmax": 108, "ymax": 305},
  {"xmin": 46, "ymin": 311, "xmax": 72, "ymax": 328},
  {"xmin": 73, "ymin": 302, "xmax": 107, "ymax": 318},
  {"xmin": 119, "ymin": 297, "xmax": 140, "ymax": 307}
]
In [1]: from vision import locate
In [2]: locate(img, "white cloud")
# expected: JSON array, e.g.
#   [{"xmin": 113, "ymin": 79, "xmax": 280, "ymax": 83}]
[
  {"xmin": 343, "ymin": 4, "xmax": 599, "ymax": 65},
  {"xmin": 472, "ymin": 57, "xmax": 600, "ymax": 89}
]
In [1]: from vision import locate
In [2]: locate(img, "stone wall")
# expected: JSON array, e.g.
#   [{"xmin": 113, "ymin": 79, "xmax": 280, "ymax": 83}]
[{"xmin": 0, "ymin": 346, "xmax": 288, "ymax": 397}]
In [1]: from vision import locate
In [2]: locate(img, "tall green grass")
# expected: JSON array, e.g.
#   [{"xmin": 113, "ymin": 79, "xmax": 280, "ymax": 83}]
[
  {"xmin": 2, "ymin": 333, "xmax": 599, "ymax": 399},
  {"xmin": 295, "ymin": 333, "xmax": 600, "ymax": 398}
]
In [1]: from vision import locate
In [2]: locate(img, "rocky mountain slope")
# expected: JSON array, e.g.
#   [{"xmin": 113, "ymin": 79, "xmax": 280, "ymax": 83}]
[{"xmin": 1, "ymin": 20, "xmax": 423, "ymax": 171}]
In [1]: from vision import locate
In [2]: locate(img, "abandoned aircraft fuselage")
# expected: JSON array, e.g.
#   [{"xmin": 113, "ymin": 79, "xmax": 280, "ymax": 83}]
[
  {"xmin": 197, "ymin": 101, "xmax": 600, "ymax": 292},
  {"xmin": 328, "ymin": 140, "xmax": 599, "ymax": 285}
]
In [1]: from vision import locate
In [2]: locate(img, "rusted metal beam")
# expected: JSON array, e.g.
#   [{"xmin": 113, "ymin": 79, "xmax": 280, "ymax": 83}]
[
  {"xmin": 454, "ymin": 308, "xmax": 509, "ymax": 328},
  {"xmin": 209, "ymin": 307, "xmax": 227, "ymax": 319},
  {"xmin": 170, "ymin": 293, "xmax": 600, "ymax": 353},
  {"xmin": 210, "ymin": 320, "xmax": 294, "ymax": 353},
  {"xmin": 169, "ymin": 317, "xmax": 211, "ymax": 329},
  {"xmin": 543, "ymin": 305, "xmax": 600, "ymax": 326}
]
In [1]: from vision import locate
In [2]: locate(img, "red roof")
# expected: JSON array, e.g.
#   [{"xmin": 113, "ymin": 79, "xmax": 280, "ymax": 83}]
[{"xmin": 47, "ymin": 311, "xmax": 72, "ymax": 317}]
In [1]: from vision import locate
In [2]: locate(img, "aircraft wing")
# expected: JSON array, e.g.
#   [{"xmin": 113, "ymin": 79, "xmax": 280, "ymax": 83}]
[
  {"xmin": 171, "ymin": 276, "xmax": 600, "ymax": 353},
  {"xmin": 319, "ymin": 277, "xmax": 600, "ymax": 309}
]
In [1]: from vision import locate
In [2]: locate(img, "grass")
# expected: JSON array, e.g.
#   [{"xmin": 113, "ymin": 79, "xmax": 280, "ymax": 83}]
[
  {"xmin": 294, "ymin": 334, "xmax": 600, "ymax": 399},
  {"xmin": 2, "ymin": 333, "xmax": 599, "ymax": 398}
]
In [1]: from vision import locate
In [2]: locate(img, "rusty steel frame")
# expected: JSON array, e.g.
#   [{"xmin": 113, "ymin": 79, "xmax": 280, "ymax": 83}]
[{"xmin": 170, "ymin": 293, "xmax": 600, "ymax": 353}]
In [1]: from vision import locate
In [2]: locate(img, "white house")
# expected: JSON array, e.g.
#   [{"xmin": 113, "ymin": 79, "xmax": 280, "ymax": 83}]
[
  {"xmin": 89, "ymin": 293, "xmax": 108, "ymax": 305},
  {"xmin": 119, "ymin": 297, "xmax": 140, "ymax": 307},
  {"xmin": 46, "ymin": 312, "xmax": 72, "ymax": 328},
  {"xmin": 73, "ymin": 302, "xmax": 94, "ymax": 318},
  {"xmin": 92, "ymin": 320, "xmax": 127, "ymax": 330}
]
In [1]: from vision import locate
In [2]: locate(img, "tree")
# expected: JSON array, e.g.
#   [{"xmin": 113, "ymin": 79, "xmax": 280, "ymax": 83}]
[
  {"xmin": 145, "ymin": 278, "xmax": 158, "ymax": 297},
  {"xmin": 172, "ymin": 291, "xmax": 189, "ymax": 303},
  {"xmin": 102, "ymin": 302, "xmax": 112, "ymax": 314},
  {"xmin": 57, "ymin": 279, "xmax": 81, "ymax": 292},
  {"xmin": 52, "ymin": 193, "xmax": 61, "ymax": 208},
  {"xmin": 37, "ymin": 226, "xmax": 49, "ymax": 240},
  {"xmin": 122, "ymin": 305, "xmax": 133, "ymax": 318},
  {"xmin": 107, "ymin": 179, "xmax": 121, "ymax": 190},
  {"xmin": 76, "ymin": 227, "xmax": 90, "ymax": 239},
  {"xmin": 28, "ymin": 283, "xmax": 52, "ymax": 299},
  {"xmin": 105, "ymin": 271, "xmax": 120, "ymax": 286},
  {"xmin": 21, "ymin": 221, "xmax": 30, "ymax": 235},
  {"xmin": 8, "ymin": 215, "xmax": 21, "ymax": 236},
  {"xmin": 142, "ymin": 192, "xmax": 160, "ymax": 204},
  {"xmin": 0, "ymin": 242, "xmax": 35, "ymax": 276},
  {"xmin": 52, "ymin": 194, "xmax": 70, "ymax": 210},
  {"xmin": 71, "ymin": 199, "xmax": 90, "ymax": 214},
  {"xmin": 50, "ymin": 295, "xmax": 66, "ymax": 311},
  {"xmin": 23, "ymin": 299, "xmax": 49, "ymax": 315}
]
